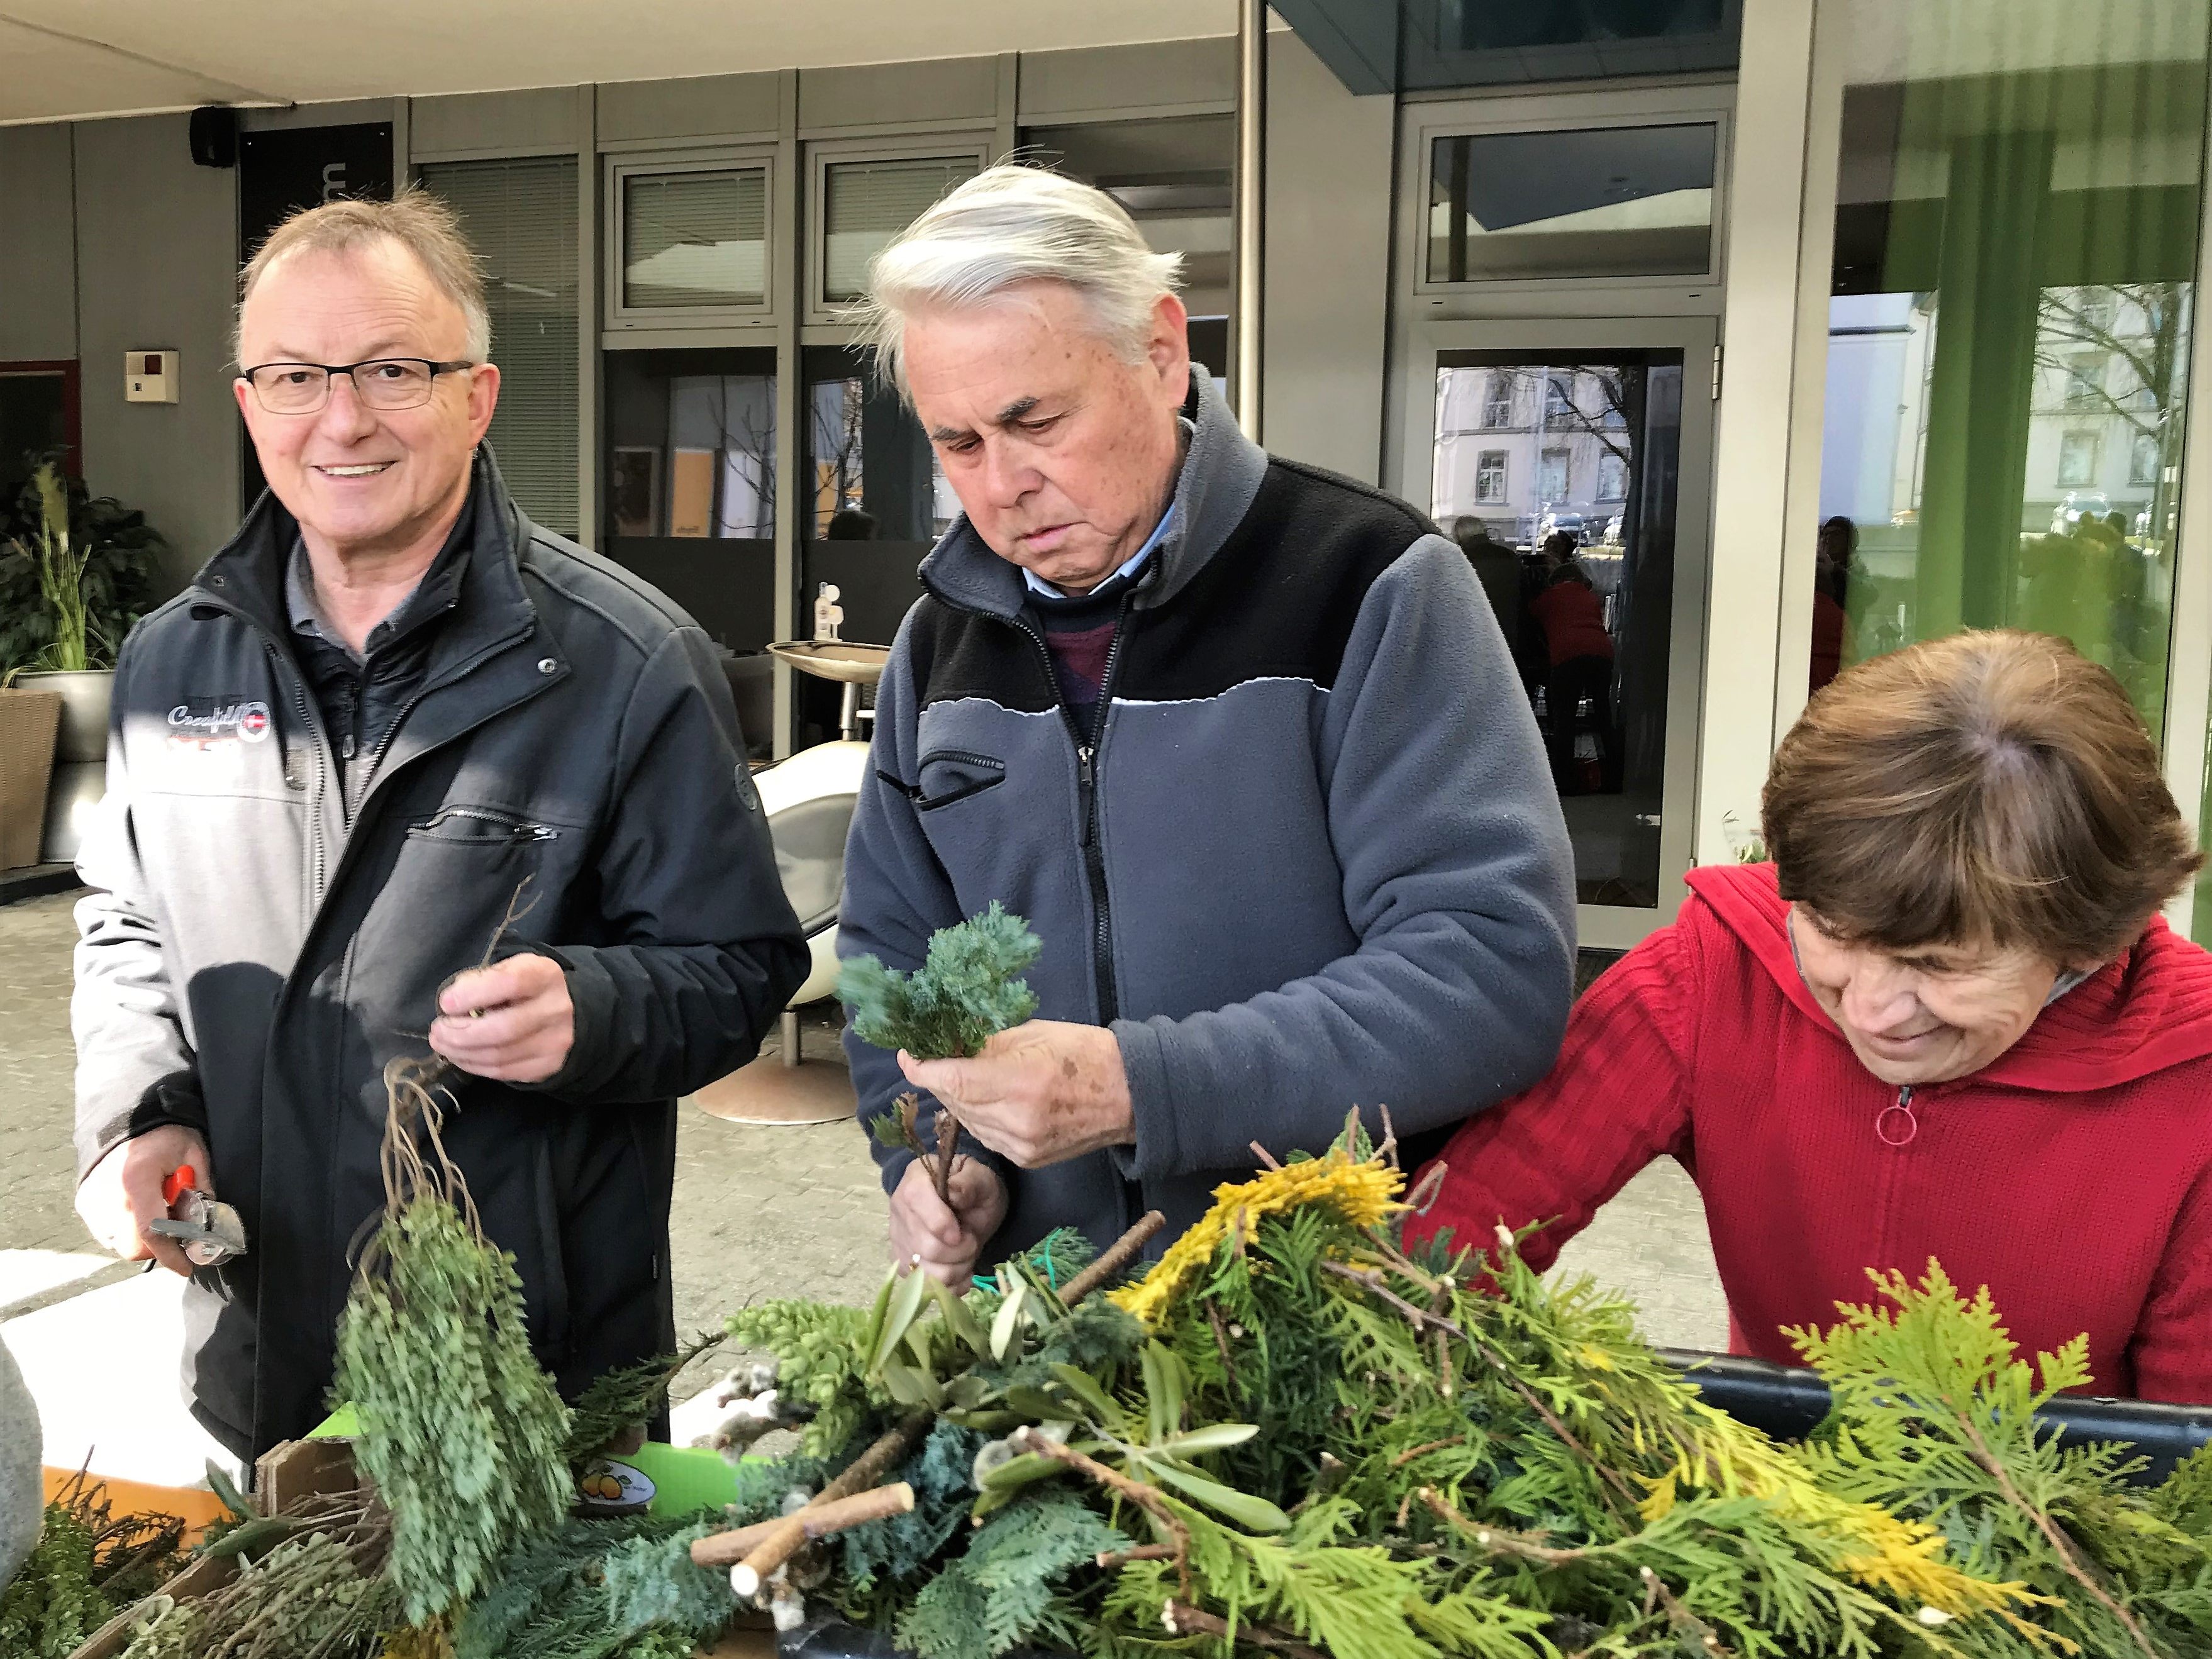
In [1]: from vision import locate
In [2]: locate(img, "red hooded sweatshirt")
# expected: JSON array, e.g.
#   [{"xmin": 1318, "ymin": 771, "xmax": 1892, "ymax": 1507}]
[{"xmin": 1408, "ymin": 863, "xmax": 2212, "ymax": 1401}]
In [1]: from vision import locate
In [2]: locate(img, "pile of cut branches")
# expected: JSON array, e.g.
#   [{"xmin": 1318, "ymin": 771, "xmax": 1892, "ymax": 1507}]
[{"xmin": 706, "ymin": 1119, "xmax": 2212, "ymax": 1659}]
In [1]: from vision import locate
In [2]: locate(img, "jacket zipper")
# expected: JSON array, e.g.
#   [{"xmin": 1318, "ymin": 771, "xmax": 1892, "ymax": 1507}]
[
  {"xmin": 1870, "ymin": 1084, "xmax": 1916, "ymax": 1268},
  {"xmin": 1032, "ymin": 599, "xmax": 1135, "ymax": 1026},
  {"xmin": 262, "ymin": 642, "xmax": 331, "ymax": 913}
]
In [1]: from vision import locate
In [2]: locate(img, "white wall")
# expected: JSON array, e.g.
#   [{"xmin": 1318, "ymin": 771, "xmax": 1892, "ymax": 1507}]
[{"xmin": 1260, "ymin": 28, "xmax": 1393, "ymax": 485}]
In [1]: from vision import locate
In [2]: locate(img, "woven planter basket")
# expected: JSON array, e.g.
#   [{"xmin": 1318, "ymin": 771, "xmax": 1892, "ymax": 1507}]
[{"xmin": 0, "ymin": 688, "xmax": 64, "ymax": 870}]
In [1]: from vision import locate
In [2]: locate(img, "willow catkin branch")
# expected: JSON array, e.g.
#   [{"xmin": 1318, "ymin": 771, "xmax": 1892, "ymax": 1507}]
[
  {"xmin": 729, "ymin": 1409, "xmax": 934, "ymax": 1597},
  {"xmin": 690, "ymin": 1482, "xmax": 916, "ymax": 1567},
  {"xmin": 1161, "ymin": 1599, "xmax": 1326, "ymax": 1658},
  {"xmin": 1057, "ymin": 1211, "xmax": 1167, "ymax": 1306}
]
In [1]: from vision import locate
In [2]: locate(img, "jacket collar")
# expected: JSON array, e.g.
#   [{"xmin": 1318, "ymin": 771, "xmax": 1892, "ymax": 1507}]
[
  {"xmin": 918, "ymin": 363, "xmax": 1269, "ymax": 622},
  {"xmin": 1686, "ymin": 861, "xmax": 2212, "ymax": 1092},
  {"xmin": 189, "ymin": 447, "xmax": 540, "ymax": 674}
]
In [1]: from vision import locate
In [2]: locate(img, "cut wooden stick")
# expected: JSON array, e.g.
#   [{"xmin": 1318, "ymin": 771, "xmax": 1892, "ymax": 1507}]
[
  {"xmin": 691, "ymin": 1482, "xmax": 914, "ymax": 1568},
  {"xmin": 729, "ymin": 1407, "xmax": 932, "ymax": 1598},
  {"xmin": 1056, "ymin": 1211, "xmax": 1167, "ymax": 1306}
]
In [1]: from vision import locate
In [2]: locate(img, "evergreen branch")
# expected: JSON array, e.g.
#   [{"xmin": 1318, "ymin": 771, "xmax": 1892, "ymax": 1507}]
[
  {"xmin": 730, "ymin": 1408, "xmax": 935, "ymax": 1597},
  {"xmin": 1392, "ymin": 1437, "xmax": 1467, "ymax": 1470},
  {"xmin": 1948, "ymin": 1407, "xmax": 2160, "ymax": 1656},
  {"xmin": 1641, "ymin": 1564, "xmax": 1730, "ymax": 1658},
  {"xmin": 1419, "ymin": 1489, "xmax": 1587, "ymax": 1567},
  {"xmin": 1162, "ymin": 1597, "xmax": 1327, "ymax": 1657},
  {"xmin": 1009, "ymin": 1426, "xmax": 1192, "ymax": 1597},
  {"xmin": 1096, "ymin": 1543, "xmax": 1177, "ymax": 1570},
  {"xmin": 1318, "ymin": 1262, "xmax": 1462, "ymax": 1338}
]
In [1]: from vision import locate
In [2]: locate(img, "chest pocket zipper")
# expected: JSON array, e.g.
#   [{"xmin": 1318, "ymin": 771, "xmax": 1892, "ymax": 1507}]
[
  {"xmin": 884, "ymin": 750, "xmax": 1007, "ymax": 812},
  {"xmin": 407, "ymin": 806, "xmax": 561, "ymax": 845}
]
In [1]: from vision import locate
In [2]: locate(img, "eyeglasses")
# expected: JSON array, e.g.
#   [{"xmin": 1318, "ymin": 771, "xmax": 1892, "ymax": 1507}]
[{"xmin": 240, "ymin": 357, "xmax": 477, "ymax": 414}]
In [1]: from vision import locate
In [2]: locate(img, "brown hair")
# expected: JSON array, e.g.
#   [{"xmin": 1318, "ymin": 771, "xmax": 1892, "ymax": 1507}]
[
  {"xmin": 1762, "ymin": 630, "xmax": 2202, "ymax": 963},
  {"xmin": 235, "ymin": 186, "xmax": 489, "ymax": 365}
]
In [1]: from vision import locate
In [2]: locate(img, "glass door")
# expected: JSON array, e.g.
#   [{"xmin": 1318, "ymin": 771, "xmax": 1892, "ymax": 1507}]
[{"xmin": 1402, "ymin": 317, "xmax": 1715, "ymax": 948}]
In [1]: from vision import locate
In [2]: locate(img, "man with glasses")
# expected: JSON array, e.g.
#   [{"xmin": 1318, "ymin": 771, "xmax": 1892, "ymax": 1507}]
[{"xmin": 69, "ymin": 189, "xmax": 806, "ymax": 1463}]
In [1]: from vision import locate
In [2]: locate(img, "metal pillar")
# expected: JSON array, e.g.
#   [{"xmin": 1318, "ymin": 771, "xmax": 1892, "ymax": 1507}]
[{"xmin": 1233, "ymin": 0, "xmax": 1267, "ymax": 442}]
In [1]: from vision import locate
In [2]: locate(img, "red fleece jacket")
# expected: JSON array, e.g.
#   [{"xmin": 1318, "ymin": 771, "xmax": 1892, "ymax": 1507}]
[{"xmin": 1409, "ymin": 863, "xmax": 2212, "ymax": 1402}]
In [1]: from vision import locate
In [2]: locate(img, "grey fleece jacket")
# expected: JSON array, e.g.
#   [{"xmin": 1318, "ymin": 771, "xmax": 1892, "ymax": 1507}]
[{"xmin": 838, "ymin": 369, "xmax": 1576, "ymax": 1261}]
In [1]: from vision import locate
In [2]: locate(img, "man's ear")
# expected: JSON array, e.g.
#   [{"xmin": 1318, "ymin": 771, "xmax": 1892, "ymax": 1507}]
[
  {"xmin": 1148, "ymin": 292, "xmax": 1191, "ymax": 408},
  {"xmin": 466, "ymin": 362, "xmax": 502, "ymax": 445}
]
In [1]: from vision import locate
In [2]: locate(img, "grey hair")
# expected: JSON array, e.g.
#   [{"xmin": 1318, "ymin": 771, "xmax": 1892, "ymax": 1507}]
[
  {"xmin": 853, "ymin": 163, "xmax": 1182, "ymax": 400},
  {"xmin": 235, "ymin": 185, "xmax": 491, "ymax": 367}
]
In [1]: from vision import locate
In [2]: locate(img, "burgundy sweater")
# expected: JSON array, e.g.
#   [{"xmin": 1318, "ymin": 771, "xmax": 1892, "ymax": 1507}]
[{"xmin": 1408, "ymin": 863, "xmax": 2212, "ymax": 1401}]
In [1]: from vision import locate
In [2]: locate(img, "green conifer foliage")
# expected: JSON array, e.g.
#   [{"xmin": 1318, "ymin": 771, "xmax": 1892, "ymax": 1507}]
[{"xmin": 838, "ymin": 903, "xmax": 1041, "ymax": 1060}]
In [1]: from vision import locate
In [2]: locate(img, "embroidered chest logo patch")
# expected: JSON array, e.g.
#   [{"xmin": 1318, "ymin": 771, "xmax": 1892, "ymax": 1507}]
[{"xmin": 167, "ymin": 698, "xmax": 274, "ymax": 751}]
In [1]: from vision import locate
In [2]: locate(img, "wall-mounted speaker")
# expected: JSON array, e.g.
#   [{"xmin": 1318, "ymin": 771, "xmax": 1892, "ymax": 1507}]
[{"xmin": 189, "ymin": 106, "xmax": 238, "ymax": 170}]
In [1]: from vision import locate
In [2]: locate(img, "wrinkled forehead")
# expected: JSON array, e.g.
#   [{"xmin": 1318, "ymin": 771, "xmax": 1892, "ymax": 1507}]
[{"xmin": 238, "ymin": 238, "xmax": 467, "ymax": 360}]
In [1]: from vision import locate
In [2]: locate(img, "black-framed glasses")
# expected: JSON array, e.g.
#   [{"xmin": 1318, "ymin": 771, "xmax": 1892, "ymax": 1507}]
[{"xmin": 240, "ymin": 357, "xmax": 477, "ymax": 414}]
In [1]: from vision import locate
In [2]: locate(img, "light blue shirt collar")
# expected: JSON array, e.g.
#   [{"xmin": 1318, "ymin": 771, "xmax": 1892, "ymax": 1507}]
[{"xmin": 1020, "ymin": 503, "xmax": 1177, "ymax": 598}]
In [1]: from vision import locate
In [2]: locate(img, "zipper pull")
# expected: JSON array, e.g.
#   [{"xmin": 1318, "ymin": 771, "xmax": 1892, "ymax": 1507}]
[
  {"xmin": 1077, "ymin": 746, "xmax": 1096, "ymax": 846},
  {"xmin": 1077, "ymin": 745, "xmax": 1094, "ymax": 787},
  {"xmin": 1875, "ymin": 1085, "xmax": 1917, "ymax": 1148}
]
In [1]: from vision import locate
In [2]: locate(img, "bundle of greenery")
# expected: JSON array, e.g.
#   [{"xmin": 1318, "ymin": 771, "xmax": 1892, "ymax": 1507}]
[{"xmin": 711, "ymin": 1124, "xmax": 2212, "ymax": 1659}]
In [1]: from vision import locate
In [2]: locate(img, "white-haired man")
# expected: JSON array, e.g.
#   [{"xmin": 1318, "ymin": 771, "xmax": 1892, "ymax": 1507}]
[
  {"xmin": 70, "ymin": 189, "xmax": 805, "ymax": 1460},
  {"xmin": 840, "ymin": 164, "xmax": 1577, "ymax": 1283}
]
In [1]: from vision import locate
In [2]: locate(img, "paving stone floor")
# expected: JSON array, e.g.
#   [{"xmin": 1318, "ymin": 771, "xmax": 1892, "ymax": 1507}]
[{"xmin": 1, "ymin": 887, "xmax": 1726, "ymax": 1477}]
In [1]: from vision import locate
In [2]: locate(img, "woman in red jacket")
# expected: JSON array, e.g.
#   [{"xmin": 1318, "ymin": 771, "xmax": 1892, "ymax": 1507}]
[{"xmin": 1410, "ymin": 630, "xmax": 2212, "ymax": 1401}]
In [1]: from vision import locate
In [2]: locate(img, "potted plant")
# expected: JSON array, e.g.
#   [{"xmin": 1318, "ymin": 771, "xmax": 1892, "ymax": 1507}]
[{"xmin": 1, "ymin": 456, "xmax": 167, "ymax": 862}]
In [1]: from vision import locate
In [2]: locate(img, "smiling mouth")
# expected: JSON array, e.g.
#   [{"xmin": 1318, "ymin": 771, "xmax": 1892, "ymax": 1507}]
[{"xmin": 314, "ymin": 462, "xmax": 396, "ymax": 478}]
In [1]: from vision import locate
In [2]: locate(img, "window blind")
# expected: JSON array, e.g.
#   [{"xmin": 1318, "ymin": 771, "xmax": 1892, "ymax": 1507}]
[
  {"xmin": 622, "ymin": 169, "xmax": 768, "ymax": 308},
  {"xmin": 421, "ymin": 157, "xmax": 580, "ymax": 536},
  {"xmin": 823, "ymin": 157, "xmax": 977, "ymax": 302}
]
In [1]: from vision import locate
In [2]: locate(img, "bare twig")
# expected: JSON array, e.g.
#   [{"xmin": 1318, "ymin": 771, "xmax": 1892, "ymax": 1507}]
[
  {"xmin": 1057, "ymin": 1211, "xmax": 1167, "ymax": 1306},
  {"xmin": 1011, "ymin": 1425, "xmax": 1191, "ymax": 1597},
  {"xmin": 1404, "ymin": 1161, "xmax": 1449, "ymax": 1216},
  {"xmin": 1162, "ymin": 1599, "xmax": 1326, "ymax": 1658},
  {"xmin": 1248, "ymin": 1140, "xmax": 1284, "ymax": 1171},
  {"xmin": 1096, "ymin": 1542, "xmax": 1177, "ymax": 1570},
  {"xmin": 1319, "ymin": 1261, "xmax": 1464, "ymax": 1338},
  {"xmin": 931, "ymin": 1103, "xmax": 959, "ymax": 1207},
  {"xmin": 1420, "ymin": 1488, "xmax": 1587, "ymax": 1567},
  {"xmin": 1205, "ymin": 1299, "xmax": 1242, "ymax": 1394},
  {"xmin": 1642, "ymin": 1566, "xmax": 1730, "ymax": 1656},
  {"xmin": 1392, "ymin": 1435, "xmax": 1467, "ymax": 1469},
  {"xmin": 1376, "ymin": 1104, "xmax": 1399, "ymax": 1169}
]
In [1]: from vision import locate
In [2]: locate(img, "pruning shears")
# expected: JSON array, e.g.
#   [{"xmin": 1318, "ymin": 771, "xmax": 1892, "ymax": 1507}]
[{"xmin": 150, "ymin": 1164, "xmax": 249, "ymax": 1268}]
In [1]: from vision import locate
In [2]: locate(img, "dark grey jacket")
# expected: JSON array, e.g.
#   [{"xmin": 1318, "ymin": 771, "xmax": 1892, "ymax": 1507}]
[
  {"xmin": 839, "ymin": 371, "xmax": 1576, "ymax": 1261},
  {"xmin": 72, "ymin": 455, "xmax": 807, "ymax": 1460}
]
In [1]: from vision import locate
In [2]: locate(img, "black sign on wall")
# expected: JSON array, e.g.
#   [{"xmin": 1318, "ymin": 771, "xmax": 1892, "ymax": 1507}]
[{"xmin": 236, "ymin": 123, "xmax": 395, "ymax": 506}]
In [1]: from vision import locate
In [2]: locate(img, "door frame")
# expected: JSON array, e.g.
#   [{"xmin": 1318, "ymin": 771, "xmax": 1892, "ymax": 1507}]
[{"xmin": 1394, "ymin": 314, "xmax": 1718, "ymax": 950}]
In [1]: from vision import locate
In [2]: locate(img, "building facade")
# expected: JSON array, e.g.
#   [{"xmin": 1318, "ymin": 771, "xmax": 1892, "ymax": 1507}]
[{"xmin": 3, "ymin": 0, "xmax": 2210, "ymax": 948}]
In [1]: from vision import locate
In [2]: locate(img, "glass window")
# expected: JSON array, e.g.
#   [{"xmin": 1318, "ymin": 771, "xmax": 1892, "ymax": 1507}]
[
  {"xmin": 1805, "ymin": 1, "xmax": 2207, "ymax": 745},
  {"xmin": 1433, "ymin": 350, "xmax": 1690, "ymax": 909},
  {"xmin": 1482, "ymin": 374, "xmax": 1514, "ymax": 427},
  {"xmin": 1540, "ymin": 447, "xmax": 1570, "ymax": 501},
  {"xmin": 601, "ymin": 348, "xmax": 777, "ymax": 689},
  {"xmin": 2132, "ymin": 432, "xmax": 2162, "ymax": 487},
  {"xmin": 621, "ymin": 167, "xmax": 768, "ymax": 309},
  {"xmin": 798, "ymin": 344, "xmax": 949, "ymax": 746},
  {"xmin": 1428, "ymin": 123, "xmax": 1716, "ymax": 282},
  {"xmin": 821, "ymin": 156, "xmax": 979, "ymax": 305},
  {"xmin": 1544, "ymin": 374, "xmax": 1577, "ymax": 428},
  {"xmin": 420, "ymin": 157, "xmax": 579, "ymax": 536}
]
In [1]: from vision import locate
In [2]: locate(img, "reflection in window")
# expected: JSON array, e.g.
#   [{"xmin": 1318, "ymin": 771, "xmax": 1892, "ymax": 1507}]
[
  {"xmin": 799, "ymin": 345, "xmax": 950, "ymax": 746},
  {"xmin": 602, "ymin": 347, "xmax": 777, "ymax": 663},
  {"xmin": 1428, "ymin": 123, "xmax": 1716, "ymax": 282},
  {"xmin": 1809, "ymin": 0, "xmax": 2206, "ymax": 783},
  {"xmin": 421, "ymin": 157, "xmax": 579, "ymax": 534},
  {"xmin": 621, "ymin": 169, "xmax": 768, "ymax": 309},
  {"xmin": 1482, "ymin": 375, "xmax": 1514, "ymax": 427},
  {"xmin": 822, "ymin": 157, "xmax": 978, "ymax": 304},
  {"xmin": 1433, "ymin": 352, "xmax": 1685, "ymax": 908}
]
